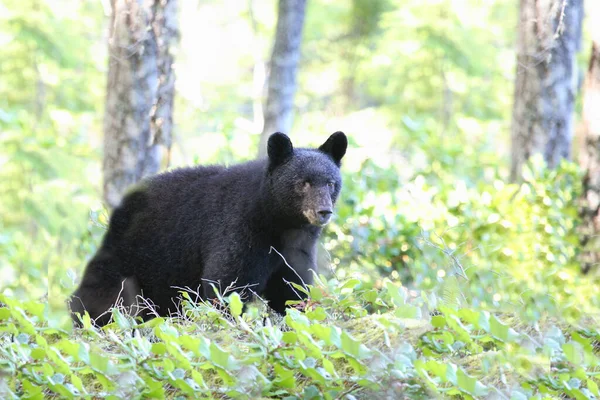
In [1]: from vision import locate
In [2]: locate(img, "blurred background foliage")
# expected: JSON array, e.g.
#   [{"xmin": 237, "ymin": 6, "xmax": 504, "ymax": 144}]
[{"xmin": 0, "ymin": 0, "xmax": 598, "ymax": 328}]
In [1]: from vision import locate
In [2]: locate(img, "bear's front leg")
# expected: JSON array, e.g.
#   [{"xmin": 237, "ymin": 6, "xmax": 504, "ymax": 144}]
[
  {"xmin": 200, "ymin": 252, "xmax": 271, "ymax": 313},
  {"xmin": 262, "ymin": 247, "xmax": 316, "ymax": 315}
]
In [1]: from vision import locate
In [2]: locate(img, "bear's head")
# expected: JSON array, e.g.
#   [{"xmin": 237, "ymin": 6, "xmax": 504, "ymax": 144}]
[{"xmin": 266, "ymin": 131, "xmax": 347, "ymax": 228}]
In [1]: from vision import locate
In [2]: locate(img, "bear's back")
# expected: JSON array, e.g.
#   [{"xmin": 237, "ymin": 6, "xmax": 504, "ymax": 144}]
[
  {"xmin": 142, "ymin": 160, "xmax": 267, "ymax": 216},
  {"xmin": 110, "ymin": 161, "xmax": 268, "ymax": 269}
]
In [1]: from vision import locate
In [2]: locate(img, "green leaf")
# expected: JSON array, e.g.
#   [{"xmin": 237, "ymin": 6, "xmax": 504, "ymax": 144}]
[
  {"xmin": 273, "ymin": 364, "xmax": 296, "ymax": 389},
  {"xmin": 385, "ymin": 281, "xmax": 406, "ymax": 306},
  {"xmin": 42, "ymin": 363, "xmax": 54, "ymax": 378},
  {"xmin": 423, "ymin": 360, "xmax": 448, "ymax": 380},
  {"xmin": 282, "ymin": 331, "xmax": 298, "ymax": 344},
  {"xmin": 216, "ymin": 367, "xmax": 236, "ymax": 386},
  {"xmin": 22, "ymin": 301, "xmax": 45, "ymax": 319},
  {"xmin": 137, "ymin": 316, "xmax": 165, "ymax": 329},
  {"xmin": 77, "ymin": 343, "xmax": 90, "ymax": 364},
  {"xmin": 210, "ymin": 342, "xmax": 230, "ymax": 368},
  {"xmin": 346, "ymin": 355, "xmax": 367, "ymax": 374},
  {"xmin": 431, "ymin": 315, "xmax": 446, "ymax": 328},
  {"xmin": 55, "ymin": 339, "xmax": 80, "ymax": 360},
  {"xmin": 362, "ymin": 289, "xmax": 378, "ymax": 303},
  {"xmin": 303, "ymin": 384, "xmax": 321, "ymax": 400},
  {"xmin": 179, "ymin": 335, "xmax": 202, "ymax": 357},
  {"xmin": 306, "ymin": 307, "xmax": 327, "ymax": 321},
  {"xmin": 294, "ymin": 346, "xmax": 306, "ymax": 361},
  {"xmin": 142, "ymin": 376, "xmax": 165, "ymax": 398},
  {"xmin": 171, "ymin": 377, "xmax": 196, "ymax": 396},
  {"xmin": 290, "ymin": 282, "xmax": 310, "ymax": 296},
  {"xmin": 47, "ymin": 348, "xmax": 71, "ymax": 375},
  {"xmin": 298, "ymin": 331, "xmax": 324, "ymax": 359},
  {"xmin": 162, "ymin": 357, "xmax": 175, "ymax": 373},
  {"xmin": 341, "ymin": 331, "xmax": 361, "ymax": 358},
  {"xmin": 70, "ymin": 374, "xmax": 84, "ymax": 394},
  {"xmin": 571, "ymin": 331, "xmax": 594, "ymax": 352},
  {"xmin": 21, "ymin": 380, "xmax": 44, "ymax": 399},
  {"xmin": 394, "ymin": 304, "xmax": 422, "ymax": 319},
  {"xmin": 285, "ymin": 310, "xmax": 310, "ymax": 329},
  {"xmin": 310, "ymin": 324, "xmax": 332, "ymax": 345},
  {"xmin": 112, "ymin": 308, "xmax": 131, "ymax": 329},
  {"xmin": 81, "ymin": 313, "xmax": 92, "ymax": 330},
  {"xmin": 587, "ymin": 379, "xmax": 599, "ymax": 396},
  {"xmin": 446, "ymin": 315, "xmax": 472, "ymax": 343},
  {"xmin": 0, "ymin": 308, "xmax": 10, "ymax": 320},
  {"xmin": 47, "ymin": 379, "xmax": 74, "ymax": 399},
  {"xmin": 228, "ymin": 292, "xmax": 243, "ymax": 317},
  {"xmin": 191, "ymin": 369, "xmax": 206, "ymax": 388},
  {"xmin": 89, "ymin": 352, "xmax": 113, "ymax": 374},
  {"xmin": 322, "ymin": 358, "xmax": 336, "ymax": 377},
  {"xmin": 309, "ymin": 286, "xmax": 324, "ymax": 301},
  {"xmin": 35, "ymin": 334, "xmax": 48, "ymax": 348},
  {"xmin": 489, "ymin": 314, "xmax": 509, "ymax": 342},
  {"xmin": 562, "ymin": 342, "xmax": 583, "ymax": 365},
  {"xmin": 11, "ymin": 309, "xmax": 36, "ymax": 335},
  {"xmin": 95, "ymin": 372, "xmax": 115, "ymax": 391},
  {"xmin": 457, "ymin": 308, "xmax": 481, "ymax": 327},
  {"xmin": 152, "ymin": 342, "xmax": 167, "ymax": 355},
  {"xmin": 457, "ymin": 368, "xmax": 477, "ymax": 394},
  {"xmin": 30, "ymin": 348, "xmax": 46, "ymax": 360},
  {"xmin": 341, "ymin": 278, "xmax": 361, "ymax": 291}
]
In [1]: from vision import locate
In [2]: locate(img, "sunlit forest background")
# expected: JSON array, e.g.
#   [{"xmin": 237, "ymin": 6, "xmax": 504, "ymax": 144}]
[{"xmin": 2, "ymin": 0, "xmax": 600, "ymax": 398}]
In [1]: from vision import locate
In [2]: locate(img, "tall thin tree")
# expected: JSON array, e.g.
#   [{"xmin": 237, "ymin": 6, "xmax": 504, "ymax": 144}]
[
  {"xmin": 103, "ymin": 0, "xmax": 178, "ymax": 209},
  {"xmin": 579, "ymin": 2, "xmax": 600, "ymax": 274},
  {"xmin": 510, "ymin": 0, "xmax": 583, "ymax": 181},
  {"xmin": 257, "ymin": 0, "xmax": 307, "ymax": 158}
]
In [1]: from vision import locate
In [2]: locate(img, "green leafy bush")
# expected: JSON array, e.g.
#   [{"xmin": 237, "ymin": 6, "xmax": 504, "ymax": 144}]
[
  {"xmin": 1, "ymin": 274, "xmax": 598, "ymax": 399},
  {"xmin": 327, "ymin": 155, "xmax": 597, "ymax": 323}
]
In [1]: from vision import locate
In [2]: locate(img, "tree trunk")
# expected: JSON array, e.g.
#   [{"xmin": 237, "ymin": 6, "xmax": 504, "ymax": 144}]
[
  {"xmin": 510, "ymin": 0, "xmax": 583, "ymax": 181},
  {"xmin": 257, "ymin": 0, "xmax": 307, "ymax": 158},
  {"xmin": 578, "ymin": 4, "xmax": 600, "ymax": 274},
  {"xmin": 103, "ymin": 0, "xmax": 177, "ymax": 209}
]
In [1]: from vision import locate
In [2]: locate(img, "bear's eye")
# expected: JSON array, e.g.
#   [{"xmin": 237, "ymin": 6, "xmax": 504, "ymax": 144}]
[
  {"xmin": 328, "ymin": 181, "xmax": 335, "ymax": 190},
  {"xmin": 303, "ymin": 180, "xmax": 311, "ymax": 189}
]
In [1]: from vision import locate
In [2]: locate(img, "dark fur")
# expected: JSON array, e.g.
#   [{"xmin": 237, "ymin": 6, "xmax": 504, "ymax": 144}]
[{"xmin": 69, "ymin": 132, "xmax": 347, "ymax": 327}]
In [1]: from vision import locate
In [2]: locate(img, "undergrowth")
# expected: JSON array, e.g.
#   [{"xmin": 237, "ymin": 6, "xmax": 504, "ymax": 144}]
[
  {"xmin": 0, "ymin": 276, "xmax": 599, "ymax": 399},
  {"xmin": 1, "ymin": 157, "xmax": 599, "ymax": 399}
]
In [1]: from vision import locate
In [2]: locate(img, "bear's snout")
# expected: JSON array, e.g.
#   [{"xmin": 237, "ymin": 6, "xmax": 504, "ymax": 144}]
[
  {"xmin": 303, "ymin": 207, "xmax": 333, "ymax": 226},
  {"xmin": 300, "ymin": 184, "xmax": 336, "ymax": 226},
  {"xmin": 317, "ymin": 209, "xmax": 333, "ymax": 225}
]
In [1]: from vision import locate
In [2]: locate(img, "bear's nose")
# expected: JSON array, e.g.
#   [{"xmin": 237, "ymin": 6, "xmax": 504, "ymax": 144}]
[{"xmin": 317, "ymin": 209, "xmax": 333, "ymax": 224}]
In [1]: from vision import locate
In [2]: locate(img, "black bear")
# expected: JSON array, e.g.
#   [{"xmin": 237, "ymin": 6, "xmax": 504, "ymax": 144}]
[{"xmin": 69, "ymin": 131, "xmax": 347, "ymax": 327}]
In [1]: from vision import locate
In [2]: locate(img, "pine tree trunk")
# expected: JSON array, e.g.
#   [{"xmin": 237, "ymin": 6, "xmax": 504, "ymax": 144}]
[
  {"xmin": 257, "ymin": 0, "xmax": 307, "ymax": 158},
  {"xmin": 579, "ymin": 10, "xmax": 600, "ymax": 273},
  {"xmin": 510, "ymin": 0, "xmax": 583, "ymax": 181},
  {"xmin": 103, "ymin": 0, "xmax": 177, "ymax": 209}
]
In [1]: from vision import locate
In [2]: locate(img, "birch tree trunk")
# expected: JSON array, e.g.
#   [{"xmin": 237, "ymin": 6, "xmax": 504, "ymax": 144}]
[
  {"xmin": 103, "ymin": 0, "xmax": 178, "ymax": 209},
  {"xmin": 257, "ymin": 0, "xmax": 307, "ymax": 158},
  {"xmin": 510, "ymin": 0, "xmax": 583, "ymax": 181},
  {"xmin": 578, "ymin": 3, "xmax": 600, "ymax": 274}
]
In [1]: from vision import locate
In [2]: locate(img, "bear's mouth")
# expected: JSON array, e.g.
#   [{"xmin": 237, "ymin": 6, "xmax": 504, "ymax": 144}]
[{"xmin": 303, "ymin": 209, "xmax": 332, "ymax": 226}]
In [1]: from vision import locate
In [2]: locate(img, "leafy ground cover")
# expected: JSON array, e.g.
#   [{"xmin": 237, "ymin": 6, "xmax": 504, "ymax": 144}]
[
  {"xmin": 2, "ymin": 157, "xmax": 600, "ymax": 399},
  {"xmin": 1, "ymin": 276, "xmax": 599, "ymax": 399}
]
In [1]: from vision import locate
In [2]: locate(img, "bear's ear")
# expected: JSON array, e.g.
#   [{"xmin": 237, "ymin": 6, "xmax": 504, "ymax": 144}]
[
  {"xmin": 267, "ymin": 132, "xmax": 294, "ymax": 168},
  {"xmin": 319, "ymin": 131, "xmax": 347, "ymax": 165}
]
